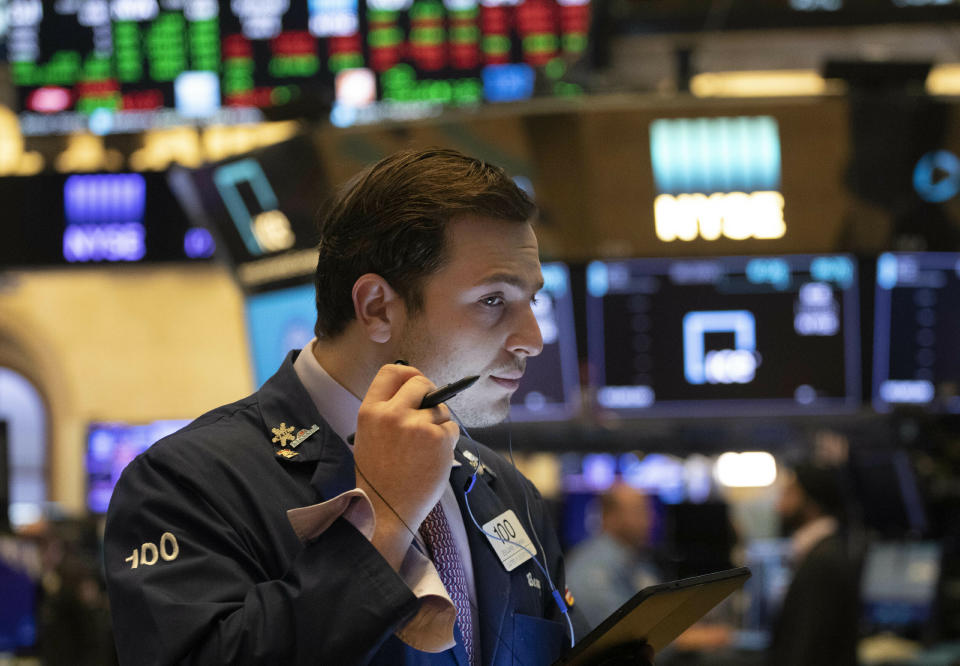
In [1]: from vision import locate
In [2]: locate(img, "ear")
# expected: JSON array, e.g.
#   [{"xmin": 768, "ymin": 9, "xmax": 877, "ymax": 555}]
[{"xmin": 351, "ymin": 273, "xmax": 404, "ymax": 344}]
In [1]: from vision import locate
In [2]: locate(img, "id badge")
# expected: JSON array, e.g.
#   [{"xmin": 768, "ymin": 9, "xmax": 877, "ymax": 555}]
[{"xmin": 482, "ymin": 510, "xmax": 537, "ymax": 572}]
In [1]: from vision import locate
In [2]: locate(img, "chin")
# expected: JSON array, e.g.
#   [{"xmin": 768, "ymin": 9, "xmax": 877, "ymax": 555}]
[{"xmin": 454, "ymin": 397, "xmax": 513, "ymax": 428}]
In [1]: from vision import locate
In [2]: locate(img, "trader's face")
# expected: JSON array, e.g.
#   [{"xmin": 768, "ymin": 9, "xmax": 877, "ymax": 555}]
[{"xmin": 396, "ymin": 216, "xmax": 544, "ymax": 427}]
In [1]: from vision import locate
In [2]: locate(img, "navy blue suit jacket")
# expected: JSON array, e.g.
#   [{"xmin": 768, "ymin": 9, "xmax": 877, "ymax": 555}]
[{"xmin": 105, "ymin": 351, "xmax": 575, "ymax": 665}]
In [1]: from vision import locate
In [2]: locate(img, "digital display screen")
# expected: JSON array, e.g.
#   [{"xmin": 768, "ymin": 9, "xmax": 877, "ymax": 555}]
[
  {"xmin": 649, "ymin": 116, "xmax": 786, "ymax": 244},
  {"xmin": 0, "ymin": 539, "xmax": 38, "ymax": 652},
  {"xmin": 245, "ymin": 281, "xmax": 315, "ymax": 386},
  {"xmin": 586, "ymin": 254, "xmax": 861, "ymax": 416},
  {"xmin": 509, "ymin": 261, "xmax": 580, "ymax": 421},
  {"xmin": 86, "ymin": 420, "xmax": 190, "ymax": 513},
  {"xmin": 861, "ymin": 541, "xmax": 941, "ymax": 633},
  {"xmin": 0, "ymin": 171, "xmax": 215, "ymax": 266},
  {"xmin": 329, "ymin": 0, "xmax": 590, "ymax": 126},
  {"xmin": 873, "ymin": 252, "xmax": 960, "ymax": 413},
  {"xmin": 6, "ymin": 0, "xmax": 590, "ymax": 134},
  {"xmin": 618, "ymin": 0, "xmax": 960, "ymax": 33},
  {"xmin": 8, "ymin": 0, "xmax": 263, "ymax": 135},
  {"xmin": 168, "ymin": 133, "xmax": 325, "ymax": 289}
]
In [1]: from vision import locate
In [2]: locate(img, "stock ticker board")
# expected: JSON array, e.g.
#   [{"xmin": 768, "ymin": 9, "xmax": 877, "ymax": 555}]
[{"xmin": 4, "ymin": 0, "xmax": 590, "ymax": 133}]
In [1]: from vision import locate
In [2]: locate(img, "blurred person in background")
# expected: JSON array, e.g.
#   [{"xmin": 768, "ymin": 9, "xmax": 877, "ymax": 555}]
[
  {"xmin": 565, "ymin": 484, "xmax": 661, "ymax": 629},
  {"xmin": 768, "ymin": 463, "xmax": 861, "ymax": 666},
  {"xmin": 14, "ymin": 517, "xmax": 117, "ymax": 666}
]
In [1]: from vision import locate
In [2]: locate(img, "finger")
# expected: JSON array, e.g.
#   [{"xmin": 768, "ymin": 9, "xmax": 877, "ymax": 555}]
[
  {"xmin": 390, "ymin": 374, "xmax": 438, "ymax": 409},
  {"xmin": 440, "ymin": 420, "xmax": 460, "ymax": 448},
  {"xmin": 363, "ymin": 363, "xmax": 423, "ymax": 404}
]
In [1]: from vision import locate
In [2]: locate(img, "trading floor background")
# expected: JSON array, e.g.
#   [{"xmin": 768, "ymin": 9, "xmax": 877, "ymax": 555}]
[{"xmin": 4, "ymin": 1, "xmax": 960, "ymax": 663}]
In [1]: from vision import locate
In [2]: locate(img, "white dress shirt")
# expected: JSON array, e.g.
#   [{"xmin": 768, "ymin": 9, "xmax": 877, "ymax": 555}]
[{"xmin": 288, "ymin": 339, "xmax": 479, "ymax": 651}]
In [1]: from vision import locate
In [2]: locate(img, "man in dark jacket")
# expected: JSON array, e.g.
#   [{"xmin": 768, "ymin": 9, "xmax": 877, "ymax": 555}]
[
  {"xmin": 768, "ymin": 463, "xmax": 861, "ymax": 666},
  {"xmin": 104, "ymin": 149, "xmax": 629, "ymax": 665}
]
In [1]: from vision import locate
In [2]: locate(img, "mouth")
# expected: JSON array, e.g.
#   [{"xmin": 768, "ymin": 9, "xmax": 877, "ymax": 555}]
[{"xmin": 489, "ymin": 374, "xmax": 523, "ymax": 391}]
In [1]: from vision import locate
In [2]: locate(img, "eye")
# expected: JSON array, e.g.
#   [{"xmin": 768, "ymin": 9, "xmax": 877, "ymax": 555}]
[
  {"xmin": 480, "ymin": 295, "xmax": 504, "ymax": 307},
  {"xmin": 531, "ymin": 295, "xmax": 540, "ymax": 306}
]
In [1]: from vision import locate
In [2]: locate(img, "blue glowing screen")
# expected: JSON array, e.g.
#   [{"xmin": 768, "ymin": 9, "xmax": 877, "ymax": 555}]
[
  {"xmin": 586, "ymin": 254, "xmax": 860, "ymax": 416},
  {"xmin": 649, "ymin": 116, "xmax": 781, "ymax": 195},
  {"xmin": 245, "ymin": 283, "xmax": 316, "ymax": 387},
  {"xmin": 86, "ymin": 420, "xmax": 192, "ymax": 513}
]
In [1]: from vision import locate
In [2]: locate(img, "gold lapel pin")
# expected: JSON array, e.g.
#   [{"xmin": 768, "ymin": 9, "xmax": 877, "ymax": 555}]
[{"xmin": 271, "ymin": 422, "xmax": 296, "ymax": 446}]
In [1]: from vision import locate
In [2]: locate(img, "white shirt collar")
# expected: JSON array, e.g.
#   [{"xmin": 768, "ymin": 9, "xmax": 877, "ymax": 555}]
[
  {"xmin": 292, "ymin": 338, "xmax": 362, "ymax": 444},
  {"xmin": 293, "ymin": 340, "xmax": 461, "ymax": 468},
  {"xmin": 790, "ymin": 515, "xmax": 838, "ymax": 564}
]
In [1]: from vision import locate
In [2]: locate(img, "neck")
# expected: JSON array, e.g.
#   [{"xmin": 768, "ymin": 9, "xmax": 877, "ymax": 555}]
[{"xmin": 312, "ymin": 331, "xmax": 389, "ymax": 399}]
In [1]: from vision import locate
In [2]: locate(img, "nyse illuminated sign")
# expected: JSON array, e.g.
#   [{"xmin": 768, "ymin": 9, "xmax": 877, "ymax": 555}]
[
  {"xmin": 62, "ymin": 173, "xmax": 147, "ymax": 262},
  {"xmin": 650, "ymin": 116, "xmax": 786, "ymax": 242}
]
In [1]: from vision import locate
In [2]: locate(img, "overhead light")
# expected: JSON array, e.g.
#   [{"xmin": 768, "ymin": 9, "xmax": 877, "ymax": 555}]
[
  {"xmin": 714, "ymin": 451, "xmax": 778, "ymax": 488},
  {"xmin": 926, "ymin": 64, "xmax": 960, "ymax": 96},
  {"xmin": 691, "ymin": 70, "xmax": 839, "ymax": 98}
]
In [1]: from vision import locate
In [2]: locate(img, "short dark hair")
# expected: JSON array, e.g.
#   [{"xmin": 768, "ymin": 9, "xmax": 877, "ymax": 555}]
[
  {"xmin": 793, "ymin": 463, "xmax": 846, "ymax": 519},
  {"xmin": 313, "ymin": 148, "xmax": 536, "ymax": 339}
]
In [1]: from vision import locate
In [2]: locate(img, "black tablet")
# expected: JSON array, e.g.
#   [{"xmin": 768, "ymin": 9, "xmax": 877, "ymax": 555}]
[{"xmin": 555, "ymin": 567, "xmax": 752, "ymax": 665}]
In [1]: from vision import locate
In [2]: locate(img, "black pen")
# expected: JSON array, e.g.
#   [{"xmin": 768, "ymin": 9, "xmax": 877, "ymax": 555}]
[
  {"xmin": 393, "ymin": 361, "xmax": 480, "ymax": 409},
  {"xmin": 419, "ymin": 375, "xmax": 481, "ymax": 409}
]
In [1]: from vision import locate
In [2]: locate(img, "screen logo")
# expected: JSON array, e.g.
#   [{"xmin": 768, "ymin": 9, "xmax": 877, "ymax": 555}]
[
  {"xmin": 683, "ymin": 310, "xmax": 758, "ymax": 385},
  {"xmin": 213, "ymin": 159, "xmax": 296, "ymax": 256},
  {"xmin": 62, "ymin": 173, "xmax": 146, "ymax": 262},
  {"xmin": 914, "ymin": 149, "xmax": 960, "ymax": 204},
  {"xmin": 650, "ymin": 116, "xmax": 786, "ymax": 242}
]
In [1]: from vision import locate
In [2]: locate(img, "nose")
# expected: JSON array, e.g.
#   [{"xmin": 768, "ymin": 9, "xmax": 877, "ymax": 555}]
[{"xmin": 507, "ymin": 302, "xmax": 544, "ymax": 358}]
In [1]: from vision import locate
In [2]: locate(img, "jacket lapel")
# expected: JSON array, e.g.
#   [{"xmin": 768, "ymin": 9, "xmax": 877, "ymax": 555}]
[
  {"xmin": 257, "ymin": 350, "xmax": 356, "ymax": 500},
  {"xmin": 451, "ymin": 445, "xmax": 511, "ymax": 666},
  {"xmin": 308, "ymin": 436, "xmax": 357, "ymax": 500}
]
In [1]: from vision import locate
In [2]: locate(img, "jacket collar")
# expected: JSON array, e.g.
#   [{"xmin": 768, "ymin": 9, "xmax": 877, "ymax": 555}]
[{"xmin": 259, "ymin": 351, "xmax": 356, "ymax": 495}]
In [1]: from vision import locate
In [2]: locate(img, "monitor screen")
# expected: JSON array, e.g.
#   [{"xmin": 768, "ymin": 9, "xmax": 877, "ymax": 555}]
[
  {"xmin": 861, "ymin": 541, "xmax": 941, "ymax": 635},
  {"xmin": 586, "ymin": 254, "xmax": 861, "ymax": 416},
  {"xmin": 509, "ymin": 261, "xmax": 581, "ymax": 422},
  {"xmin": 873, "ymin": 252, "xmax": 960, "ymax": 413},
  {"xmin": 327, "ymin": 0, "xmax": 591, "ymax": 127},
  {"xmin": 168, "ymin": 133, "xmax": 326, "ymax": 289},
  {"xmin": 86, "ymin": 420, "xmax": 190, "ymax": 513},
  {"xmin": 0, "ymin": 171, "xmax": 216, "ymax": 266},
  {"xmin": 8, "ymin": 0, "xmax": 590, "ymax": 134},
  {"xmin": 0, "ymin": 537, "xmax": 38, "ymax": 652},
  {"xmin": 9, "ymin": 0, "xmax": 265, "ymax": 135},
  {"xmin": 245, "ymin": 282, "xmax": 316, "ymax": 387},
  {"xmin": 599, "ymin": 0, "xmax": 960, "ymax": 35},
  {"xmin": 0, "ymin": 423, "xmax": 8, "ymax": 532}
]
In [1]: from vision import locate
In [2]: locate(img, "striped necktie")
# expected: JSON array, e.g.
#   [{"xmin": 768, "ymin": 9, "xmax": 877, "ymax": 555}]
[{"xmin": 419, "ymin": 503, "xmax": 477, "ymax": 665}]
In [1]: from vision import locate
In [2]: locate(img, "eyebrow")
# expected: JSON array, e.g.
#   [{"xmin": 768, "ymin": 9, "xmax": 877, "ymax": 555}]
[{"xmin": 476, "ymin": 272, "xmax": 545, "ymax": 293}]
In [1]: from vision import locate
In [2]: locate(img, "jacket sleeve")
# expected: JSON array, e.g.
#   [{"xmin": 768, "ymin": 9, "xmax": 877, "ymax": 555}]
[{"xmin": 104, "ymin": 450, "xmax": 421, "ymax": 666}]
